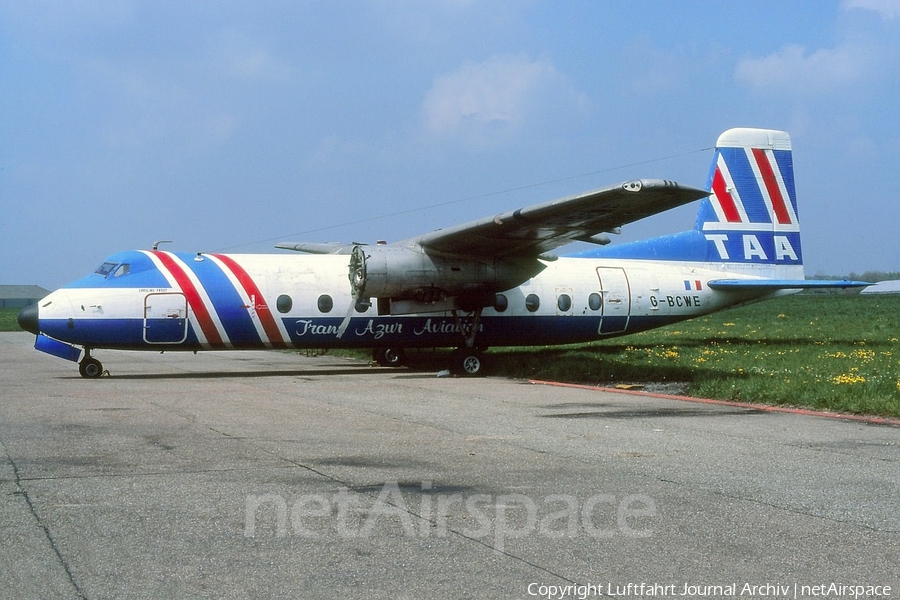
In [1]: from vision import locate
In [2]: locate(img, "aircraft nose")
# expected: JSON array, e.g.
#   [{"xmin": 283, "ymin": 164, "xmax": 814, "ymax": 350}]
[{"xmin": 17, "ymin": 303, "xmax": 39, "ymax": 335}]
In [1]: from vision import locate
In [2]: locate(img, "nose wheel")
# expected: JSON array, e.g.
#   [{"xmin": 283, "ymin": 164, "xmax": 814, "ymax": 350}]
[{"xmin": 79, "ymin": 354, "xmax": 104, "ymax": 378}]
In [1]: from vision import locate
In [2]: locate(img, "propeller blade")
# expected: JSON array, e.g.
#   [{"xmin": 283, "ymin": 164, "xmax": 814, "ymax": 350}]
[
  {"xmin": 335, "ymin": 292, "xmax": 359, "ymax": 339},
  {"xmin": 337, "ymin": 245, "xmax": 368, "ymax": 338}
]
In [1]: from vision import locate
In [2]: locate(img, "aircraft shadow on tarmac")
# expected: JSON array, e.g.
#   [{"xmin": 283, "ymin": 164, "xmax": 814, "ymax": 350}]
[
  {"xmin": 540, "ymin": 406, "xmax": 766, "ymax": 419},
  {"xmin": 67, "ymin": 366, "xmax": 398, "ymax": 380},
  {"xmin": 600, "ymin": 336, "xmax": 895, "ymax": 351}
]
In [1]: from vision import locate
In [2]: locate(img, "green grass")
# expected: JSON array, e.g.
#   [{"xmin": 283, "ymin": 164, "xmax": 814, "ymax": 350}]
[
  {"xmin": 0, "ymin": 308, "xmax": 20, "ymax": 332},
  {"xmin": 487, "ymin": 294, "xmax": 900, "ymax": 419}
]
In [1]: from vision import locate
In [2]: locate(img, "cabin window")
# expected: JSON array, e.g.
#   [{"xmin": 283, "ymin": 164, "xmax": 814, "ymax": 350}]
[
  {"xmin": 588, "ymin": 293, "xmax": 602, "ymax": 311},
  {"xmin": 317, "ymin": 294, "xmax": 334, "ymax": 313},
  {"xmin": 525, "ymin": 293, "xmax": 540, "ymax": 313},
  {"xmin": 355, "ymin": 298, "xmax": 371, "ymax": 313},
  {"xmin": 95, "ymin": 262, "xmax": 118, "ymax": 277},
  {"xmin": 557, "ymin": 294, "xmax": 572, "ymax": 312},
  {"xmin": 494, "ymin": 294, "xmax": 508, "ymax": 313},
  {"xmin": 276, "ymin": 294, "xmax": 292, "ymax": 313}
]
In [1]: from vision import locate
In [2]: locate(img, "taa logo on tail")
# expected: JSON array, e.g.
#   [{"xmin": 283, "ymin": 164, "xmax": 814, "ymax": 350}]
[{"xmin": 704, "ymin": 232, "xmax": 800, "ymax": 263}]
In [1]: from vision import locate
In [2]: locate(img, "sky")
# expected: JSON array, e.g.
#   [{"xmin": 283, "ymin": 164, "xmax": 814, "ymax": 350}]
[{"xmin": 2, "ymin": 0, "xmax": 899, "ymax": 290}]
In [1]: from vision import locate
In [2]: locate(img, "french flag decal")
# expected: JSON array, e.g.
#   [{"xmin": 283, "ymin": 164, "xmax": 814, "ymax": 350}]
[{"xmin": 684, "ymin": 280, "xmax": 702, "ymax": 291}]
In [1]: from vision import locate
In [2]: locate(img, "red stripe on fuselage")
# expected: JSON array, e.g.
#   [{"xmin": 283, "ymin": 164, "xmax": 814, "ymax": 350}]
[
  {"xmin": 752, "ymin": 148, "xmax": 792, "ymax": 225},
  {"xmin": 151, "ymin": 251, "xmax": 224, "ymax": 346},
  {"xmin": 711, "ymin": 167, "xmax": 742, "ymax": 222},
  {"xmin": 211, "ymin": 254, "xmax": 288, "ymax": 348}
]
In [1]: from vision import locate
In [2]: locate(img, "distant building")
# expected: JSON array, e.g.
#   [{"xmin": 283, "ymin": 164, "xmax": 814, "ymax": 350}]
[
  {"xmin": 0, "ymin": 285, "xmax": 51, "ymax": 308},
  {"xmin": 860, "ymin": 280, "xmax": 900, "ymax": 295}
]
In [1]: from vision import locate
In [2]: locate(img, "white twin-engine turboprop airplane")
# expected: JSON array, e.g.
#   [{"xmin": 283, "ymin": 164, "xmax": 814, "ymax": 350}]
[{"xmin": 19, "ymin": 128, "xmax": 867, "ymax": 378}]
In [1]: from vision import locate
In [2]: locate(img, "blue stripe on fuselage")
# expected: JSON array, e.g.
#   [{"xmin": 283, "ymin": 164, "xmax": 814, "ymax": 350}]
[
  {"xmin": 38, "ymin": 313, "xmax": 688, "ymax": 351},
  {"xmin": 279, "ymin": 314, "xmax": 681, "ymax": 349},
  {"xmin": 40, "ymin": 318, "xmax": 146, "ymax": 348}
]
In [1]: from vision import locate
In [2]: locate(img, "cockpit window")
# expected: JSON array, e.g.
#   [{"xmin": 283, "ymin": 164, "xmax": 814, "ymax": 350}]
[
  {"xmin": 94, "ymin": 262, "xmax": 131, "ymax": 278},
  {"xmin": 95, "ymin": 262, "xmax": 118, "ymax": 277}
]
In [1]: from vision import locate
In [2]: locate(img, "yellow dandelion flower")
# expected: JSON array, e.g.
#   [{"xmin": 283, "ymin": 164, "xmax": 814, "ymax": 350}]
[{"xmin": 832, "ymin": 373, "xmax": 866, "ymax": 385}]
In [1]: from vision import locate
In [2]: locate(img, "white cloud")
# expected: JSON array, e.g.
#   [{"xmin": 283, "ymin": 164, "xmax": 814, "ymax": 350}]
[
  {"xmin": 842, "ymin": 0, "xmax": 900, "ymax": 19},
  {"xmin": 421, "ymin": 53, "xmax": 584, "ymax": 147},
  {"xmin": 735, "ymin": 43, "xmax": 873, "ymax": 95}
]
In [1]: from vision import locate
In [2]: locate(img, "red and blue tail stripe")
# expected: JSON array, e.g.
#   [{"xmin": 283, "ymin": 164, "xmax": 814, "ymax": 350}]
[
  {"xmin": 700, "ymin": 141, "xmax": 799, "ymax": 233},
  {"xmin": 752, "ymin": 147, "xmax": 795, "ymax": 227}
]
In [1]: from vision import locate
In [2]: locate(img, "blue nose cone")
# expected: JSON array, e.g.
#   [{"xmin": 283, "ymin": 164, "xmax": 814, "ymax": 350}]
[{"xmin": 18, "ymin": 303, "xmax": 39, "ymax": 334}]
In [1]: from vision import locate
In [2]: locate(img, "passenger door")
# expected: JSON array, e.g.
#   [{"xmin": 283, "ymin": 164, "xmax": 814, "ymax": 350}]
[
  {"xmin": 596, "ymin": 267, "xmax": 631, "ymax": 334},
  {"xmin": 143, "ymin": 293, "xmax": 188, "ymax": 344}
]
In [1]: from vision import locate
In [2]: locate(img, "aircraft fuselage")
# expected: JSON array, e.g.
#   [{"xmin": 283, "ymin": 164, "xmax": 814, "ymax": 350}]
[{"xmin": 28, "ymin": 250, "xmax": 766, "ymax": 355}]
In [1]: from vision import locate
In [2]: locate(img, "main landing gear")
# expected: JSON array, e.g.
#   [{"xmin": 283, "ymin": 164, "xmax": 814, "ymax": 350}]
[
  {"xmin": 451, "ymin": 347, "xmax": 486, "ymax": 376},
  {"xmin": 371, "ymin": 308, "xmax": 488, "ymax": 376},
  {"xmin": 450, "ymin": 308, "xmax": 486, "ymax": 377},
  {"xmin": 372, "ymin": 347, "xmax": 406, "ymax": 368},
  {"xmin": 78, "ymin": 349, "xmax": 104, "ymax": 379}
]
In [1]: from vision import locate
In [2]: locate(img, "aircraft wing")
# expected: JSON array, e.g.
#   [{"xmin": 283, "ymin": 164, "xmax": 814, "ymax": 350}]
[
  {"xmin": 408, "ymin": 179, "xmax": 708, "ymax": 258},
  {"xmin": 274, "ymin": 242, "xmax": 356, "ymax": 255}
]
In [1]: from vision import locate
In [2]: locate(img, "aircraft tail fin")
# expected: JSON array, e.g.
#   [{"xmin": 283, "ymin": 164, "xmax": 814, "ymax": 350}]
[
  {"xmin": 695, "ymin": 128, "xmax": 802, "ymax": 272},
  {"xmin": 696, "ymin": 129, "xmax": 865, "ymax": 288}
]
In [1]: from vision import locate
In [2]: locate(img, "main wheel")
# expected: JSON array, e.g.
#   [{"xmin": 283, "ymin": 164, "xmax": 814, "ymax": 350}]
[
  {"xmin": 79, "ymin": 357, "xmax": 103, "ymax": 379},
  {"xmin": 453, "ymin": 349, "xmax": 486, "ymax": 377},
  {"xmin": 373, "ymin": 348, "xmax": 406, "ymax": 367}
]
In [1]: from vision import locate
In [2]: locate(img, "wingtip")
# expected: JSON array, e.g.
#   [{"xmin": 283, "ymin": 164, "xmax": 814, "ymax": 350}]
[{"xmin": 635, "ymin": 179, "xmax": 709, "ymax": 200}]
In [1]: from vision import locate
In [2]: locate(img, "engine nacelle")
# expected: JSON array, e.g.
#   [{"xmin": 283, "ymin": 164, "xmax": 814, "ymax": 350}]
[{"xmin": 349, "ymin": 244, "xmax": 544, "ymax": 315}]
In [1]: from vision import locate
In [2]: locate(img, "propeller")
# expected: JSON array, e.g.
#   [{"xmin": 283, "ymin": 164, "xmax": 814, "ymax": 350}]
[{"xmin": 336, "ymin": 245, "xmax": 368, "ymax": 338}]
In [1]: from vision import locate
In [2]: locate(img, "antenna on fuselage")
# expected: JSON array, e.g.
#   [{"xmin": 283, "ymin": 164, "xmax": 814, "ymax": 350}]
[{"xmin": 152, "ymin": 240, "xmax": 174, "ymax": 251}]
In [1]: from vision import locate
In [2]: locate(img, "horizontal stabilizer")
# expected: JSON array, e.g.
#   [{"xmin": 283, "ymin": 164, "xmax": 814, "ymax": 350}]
[{"xmin": 708, "ymin": 279, "xmax": 871, "ymax": 291}]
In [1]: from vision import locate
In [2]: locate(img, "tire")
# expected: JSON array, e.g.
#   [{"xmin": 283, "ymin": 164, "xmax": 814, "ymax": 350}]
[
  {"xmin": 79, "ymin": 357, "xmax": 103, "ymax": 379},
  {"xmin": 453, "ymin": 349, "xmax": 486, "ymax": 377},
  {"xmin": 374, "ymin": 348, "xmax": 406, "ymax": 367}
]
